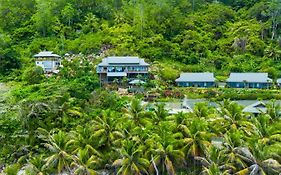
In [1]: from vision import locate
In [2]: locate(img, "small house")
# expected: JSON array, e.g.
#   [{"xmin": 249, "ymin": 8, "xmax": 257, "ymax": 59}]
[
  {"xmin": 34, "ymin": 51, "xmax": 61, "ymax": 73},
  {"xmin": 96, "ymin": 56, "xmax": 150, "ymax": 83},
  {"xmin": 226, "ymin": 73, "xmax": 272, "ymax": 89},
  {"xmin": 175, "ymin": 73, "xmax": 216, "ymax": 87}
]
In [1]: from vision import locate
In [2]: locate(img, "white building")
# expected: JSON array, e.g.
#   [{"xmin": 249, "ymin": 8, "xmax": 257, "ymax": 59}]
[{"xmin": 34, "ymin": 51, "xmax": 61, "ymax": 73}]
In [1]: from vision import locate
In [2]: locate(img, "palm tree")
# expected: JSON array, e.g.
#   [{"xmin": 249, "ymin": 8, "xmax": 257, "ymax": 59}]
[
  {"xmin": 21, "ymin": 102, "xmax": 52, "ymax": 145},
  {"xmin": 92, "ymin": 109, "xmax": 124, "ymax": 149},
  {"xmin": 113, "ymin": 140, "xmax": 150, "ymax": 175},
  {"xmin": 192, "ymin": 102, "xmax": 211, "ymax": 118},
  {"xmin": 194, "ymin": 147, "xmax": 231, "ymax": 175},
  {"xmin": 222, "ymin": 131, "xmax": 248, "ymax": 171},
  {"xmin": 211, "ymin": 99, "xmax": 258, "ymax": 136},
  {"xmin": 234, "ymin": 145, "xmax": 281, "ymax": 175},
  {"xmin": 152, "ymin": 103, "xmax": 168, "ymax": 124},
  {"xmin": 266, "ymin": 100, "xmax": 281, "ymax": 121},
  {"xmin": 252, "ymin": 114, "xmax": 281, "ymax": 146},
  {"xmin": 23, "ymin": 155, "xmax": 46, "ymax": 175},
  {"xmin": 69, "ymin": 124, "xmax": 96, "ymax": 151},
  {"xmin": 178, "ymin": 118, "xmax": 213, "ymax": 157},
  {"xmin": 71, "ymin": 148, "xmax": 100, "ymax": 175},
  {"xmin": 146, "ymin": 134, "xmax": 185, "ymax": 175},
  {"xmin": 167, "ymin": 112, "xmax": 188, "ymax": 126},
  {"xmin": 123, "ymin": 99, "xmax": 150, "ymax": 127},
  {"xmin": 40, "ymin": 129, "xmax": 73, "ymax": 174}
]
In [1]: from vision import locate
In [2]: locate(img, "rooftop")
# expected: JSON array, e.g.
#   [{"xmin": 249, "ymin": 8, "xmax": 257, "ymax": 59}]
[
  {"xmin": 277, "ymin": 78, "xmax": 281, "ymax": 83},
  {"xmin": 242, "ymin": 101, "xmax": 267, "ymax": 114},
  {"xmin": 98, "ymin": 56, "xmax": 149, "ymax": 66},
  {"xmin": 227, "ymin": 73, "xmax": 272, "ymax": 83},
  {"xmin": 175, "ymin": 73, "xmax": 215, "ymax": 82},
  {"xmin": 34, "ymin": 51, "xmax": 60, "ymax": 58}
]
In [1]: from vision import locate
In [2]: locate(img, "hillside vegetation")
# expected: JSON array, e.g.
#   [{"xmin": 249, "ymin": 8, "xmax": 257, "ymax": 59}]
[
  {"xmin": 1, "ymin": 0, "xmax": 281, "ymax": 175},
  {"xmin": 1, "ymin": 0, "xmax": 281, "ymax": 78}
]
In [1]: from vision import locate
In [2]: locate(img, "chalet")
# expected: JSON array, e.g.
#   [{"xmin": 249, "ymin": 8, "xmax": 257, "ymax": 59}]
[
  {"xmin": 277, "ymin": 78, "xmax": 281, "ymax": 88},
  {"xmin": 96, "ymin": 56, "xmax": 149, "ymax": 83},
  {"xmin": 226, "ymin": 73, "xmax": 272, "ymax": 89},
  {"xmin": 34, "ymin": 51, "xmax": 61, "ymax": 73},
  {"xmin": 175, "ymin": 73, "xmax": 216, "ymax": 87}
]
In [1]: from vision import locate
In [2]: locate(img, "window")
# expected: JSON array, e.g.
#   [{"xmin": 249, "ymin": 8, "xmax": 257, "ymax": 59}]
[
  {"xmin": 204, "ymin": 82, "xmax": 207, "ymax": 87},
  {"xmin": 108, "ymin": 67, "xmax": 114, "ymax": 72},
  {"xmin": 116, "ymin": 67, "xmax": 123, "ymax": 72}
]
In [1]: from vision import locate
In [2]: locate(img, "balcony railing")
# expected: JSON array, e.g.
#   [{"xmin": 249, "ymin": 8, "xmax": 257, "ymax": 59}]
[{"xmin": 97, "ymin": 70, "xmax": 148, "ymax": 73}]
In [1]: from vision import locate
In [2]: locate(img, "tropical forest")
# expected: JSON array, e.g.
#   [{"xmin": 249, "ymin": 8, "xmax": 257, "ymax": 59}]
[{"xmin": 0, "ymin": 0, "xmax": 281, "ymax": 174}]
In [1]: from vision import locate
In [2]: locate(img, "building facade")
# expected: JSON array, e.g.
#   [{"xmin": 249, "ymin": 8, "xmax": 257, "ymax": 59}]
[
  {"xmin": 175, "ymin": 73, "xmax": 216, "ymax": 87},
  {"xmin": 34, "ymin": 51, "xmax": 61, "ymax": 73},
  {"xmin": 226, "ymin": 73, "xmax": 272, "ymax": 89},
  {"xmin": 96, "ymin": 56, "xmax": 150, "ymax": 83},
  {"xmin": 277, "ymin": 79, "xmax": 281, "ymax": 88}
]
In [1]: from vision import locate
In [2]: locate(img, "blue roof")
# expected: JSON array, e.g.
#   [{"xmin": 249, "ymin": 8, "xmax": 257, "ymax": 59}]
[
  {"xmin": 227, "ymin": 73, "xmax": 272, "ymax": 83},
  {"xmin": 175, "ymin": 73, "xmax": 215, "ymax": 82},
  {"xmin": 98, "ymin": 56, "xmax": 149, "ymax": 66}
]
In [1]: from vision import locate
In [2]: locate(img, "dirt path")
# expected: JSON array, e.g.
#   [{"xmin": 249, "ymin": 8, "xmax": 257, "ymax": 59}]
[{"xmin": 0, "ymin": 83, "xmax": 10, "ymax": 114}]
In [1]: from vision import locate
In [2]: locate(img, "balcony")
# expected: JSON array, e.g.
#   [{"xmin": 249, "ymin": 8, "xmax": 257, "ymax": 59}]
[{"xmin": 97, "ymin": 67, "xmax": 148, "ymax": 74}]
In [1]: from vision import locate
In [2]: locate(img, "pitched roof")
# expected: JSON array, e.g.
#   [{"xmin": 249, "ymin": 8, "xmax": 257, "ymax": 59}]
[
  {"xmin": 242, "ymin": 101, "xmax": 267, "ymax": 114},
  {"xmin": 98, "ymin": 56, "xmax": 149, "ymax": 66},
  {"xmin": 175, "ymin": 73, "xmax": 215, "ymax": 82},
  {"xmin": 34, "ymin": 51, "xmax": 60, "ymax": 58},
  {"xmin": 227, "ymin": 73, "xmax": 272, "ymax": 83}
]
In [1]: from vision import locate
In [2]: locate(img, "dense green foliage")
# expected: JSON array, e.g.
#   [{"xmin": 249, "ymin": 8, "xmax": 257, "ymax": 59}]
[
  {"xmin": 0, "ymin": 0, "xmax": 281, "ymax": 77},
  {"xmin": 1, "ymin": 0, "xmax": 281, "ymax": 174},
  {"xmin": 1, "ymin": 88, "xmax": 281, "ymax": 174}
]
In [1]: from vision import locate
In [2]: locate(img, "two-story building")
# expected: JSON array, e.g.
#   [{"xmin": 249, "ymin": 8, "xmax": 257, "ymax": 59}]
[
  {"xmin": 34, "ymin": 51, "xmax": 61, "ymax": 73},
  {"xmin": 96, "ymin": 56, "xmax": 150, "ymax": 83},
  {"xmin": 175, "ymin": 73, "xmax": 216, "ymax": 87},
  {"xmin": 226, "ymin": 73, "xmax": 272, "ymax": 89}
]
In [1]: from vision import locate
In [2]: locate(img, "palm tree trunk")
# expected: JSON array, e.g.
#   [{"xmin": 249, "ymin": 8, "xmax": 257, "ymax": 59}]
[{"xmin": 151, "ymin": 156, "xmax": 159, "ymax": 175}]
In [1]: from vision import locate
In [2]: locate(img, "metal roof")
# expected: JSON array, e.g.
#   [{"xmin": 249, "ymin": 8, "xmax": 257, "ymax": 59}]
[
  {"xmin": 34, "ymin": 51, "xmax": 60, "ymax": 58},
  {"xmin": 175, "ymin": 73, "xmax": 215, "ymax": 82},
  {"xmin": 227, "ymin": 73, "xmax": 272, "ymax": 83},
  {"xmin": 242, "ymin": 101, "xmax": 267, "ymax": 114},
  {"xmin": 129, "ymin": 79, "xmax": 146, "ymax": 85},
  {"xmin": 98, "ymin": 56, "xmax": 149, "ymax": 66},
  {"xmin": 108, "ymin": 56, "xmax": 139, "ymax": 64},
  {"xmin": 107, "ymin": 72, "xmax": 127, "ymax": 77}
]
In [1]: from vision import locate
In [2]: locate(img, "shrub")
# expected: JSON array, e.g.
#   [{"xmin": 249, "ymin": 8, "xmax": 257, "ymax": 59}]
[{"xmin": 22, "ymin": 66, "xmax": 45, "ymax": 84}]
